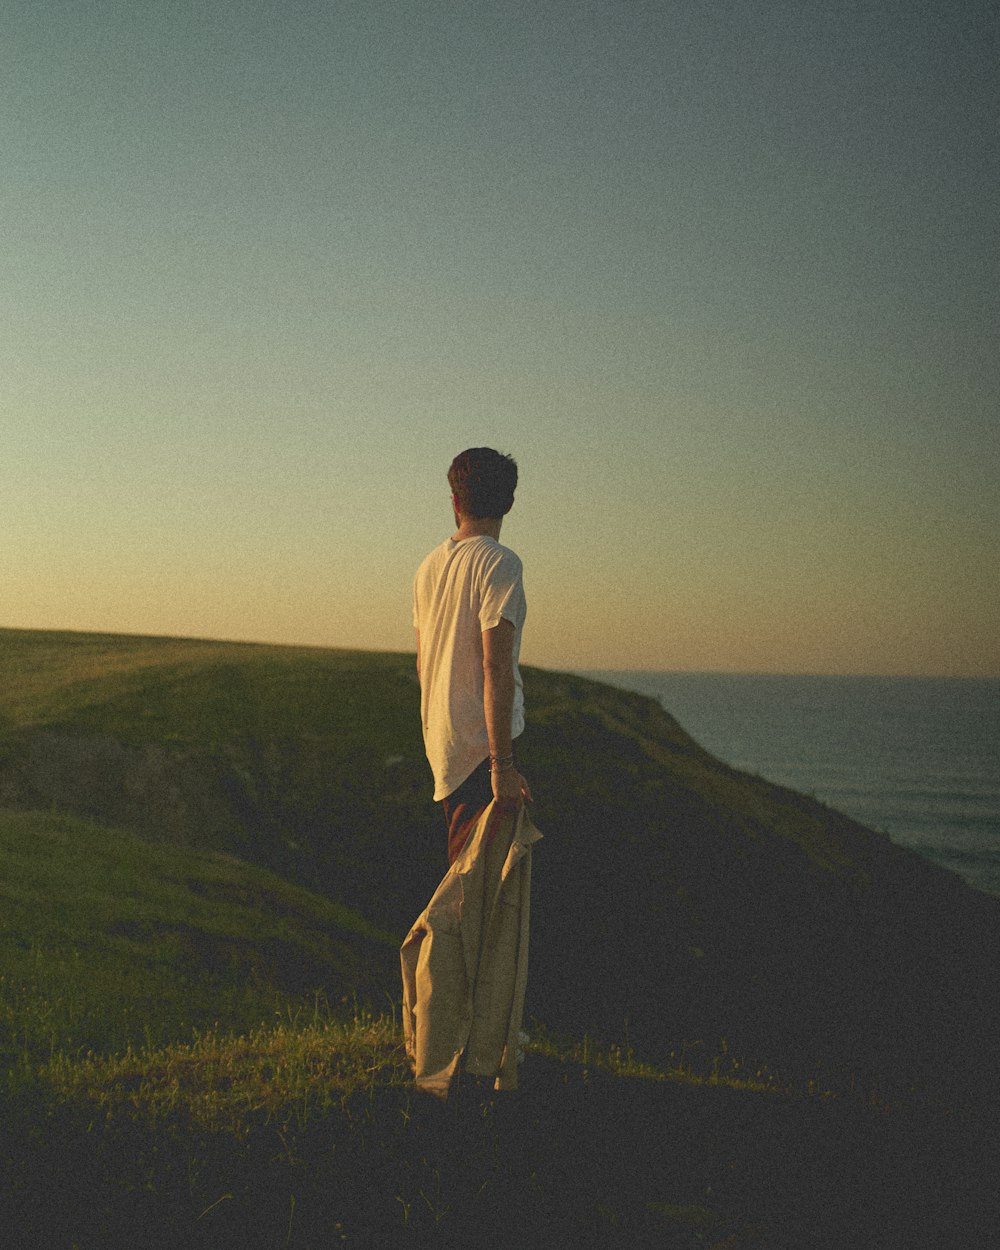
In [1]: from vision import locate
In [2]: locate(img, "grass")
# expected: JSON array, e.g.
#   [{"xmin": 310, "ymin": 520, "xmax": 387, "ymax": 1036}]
[
  {"xmin": 0, "ymin": 799, "xmax": 839, "ymax": 1247},
  {"xmin": 40, "ymin": 1009, "xmax": 807, "ymax": 1138},
  {"xmin": 526, "ymin": 1024, "xmax": 802, "ymax": 1098},
  {"xmin": 0, "ymin": 628, "xmax": 444, "ymax": 934},
  {"xmin": 0, "ymin": 627, "xmax": 417, "ymax": 750},
  {"xmin": 2, "ymin": 627, "xmax": 998, "ymax": 1246},
  {"xmin": 3, "ymin": 980, "xmax": 802, "ymax": 1250},
  {"xmin": 8, "ymin": 1003, "xmax": 972, "ymax": 1249},
  {"xmin": 42, "ymin": 1007, "xmax": 412, "ymax": 1135},
  {"xmin": 0, "ymin": 627, "xmax": 878, "ymax": 900},
  {"xmin": 0, "ymin": 802, "xmax": 810, "ymax": 1121},
  {"xmin": 0, "ymin": 809, "xmax": 398, "ymax": 1075},
  {"xmin": 9, "ymin": 1003, "xmax": 820, "ymax": 1247}
]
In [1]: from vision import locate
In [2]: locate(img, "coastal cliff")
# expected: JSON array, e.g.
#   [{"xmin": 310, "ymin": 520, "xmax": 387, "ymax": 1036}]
[
  {"xmin": 3, "ymin": 626, "xmax": 997, "ymax": 1100},
  {"xmin": 3, "ymin": 627, "xmax": 999, "ymax": 1246}
]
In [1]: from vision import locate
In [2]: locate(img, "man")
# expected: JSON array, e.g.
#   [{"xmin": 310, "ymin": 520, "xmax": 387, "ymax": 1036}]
[{"xmin": 413, "ymin": 447, "xmax": 532, "ymax": 863}]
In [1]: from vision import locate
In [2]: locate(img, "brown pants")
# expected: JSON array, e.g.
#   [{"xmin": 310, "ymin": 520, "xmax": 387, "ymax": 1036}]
[{"xmin": 441, "ymin": 757, "xmax": 494, "ymax": 866}]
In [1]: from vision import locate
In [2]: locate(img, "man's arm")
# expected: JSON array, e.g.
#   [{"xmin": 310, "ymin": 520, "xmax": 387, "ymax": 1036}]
[
  {"xmin": 415, "ymin": 629, "xmax": 421, "ymax": 683},
  {"xmin": 482, "ymin": 618, "xmax": 531, "ymax": 810}
]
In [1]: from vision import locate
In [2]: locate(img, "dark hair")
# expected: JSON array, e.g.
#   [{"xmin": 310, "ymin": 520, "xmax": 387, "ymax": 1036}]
[{"xmin": 448, "ymin": 447, "xmax": 518, "ymax": 519}]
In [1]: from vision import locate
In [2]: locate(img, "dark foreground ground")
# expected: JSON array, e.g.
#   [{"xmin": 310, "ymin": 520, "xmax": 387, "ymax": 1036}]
[
  {"xmin": 2, "ymin": 634, "xmax": 997, "ymax": 1248},
  {"xmin": 3, "ymin": 1054, "xmax": 996, "ymax": 1250}
]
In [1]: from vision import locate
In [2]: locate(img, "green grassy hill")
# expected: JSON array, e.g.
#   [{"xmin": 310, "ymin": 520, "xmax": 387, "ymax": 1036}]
[
  {"xmin": 2, "ymin": 627, "xmax": 999, "ymax": 1247},
  {"xmin": 0, "ymin": 629, "xmax": 444, "ymax": 927},
  {"xmin": 3, "ymin": 626, "xmax": 998, "ymax": 1094},
  {"xmin": 0, "ymin": 808, "xmax": 398, "ymax": 1073}
]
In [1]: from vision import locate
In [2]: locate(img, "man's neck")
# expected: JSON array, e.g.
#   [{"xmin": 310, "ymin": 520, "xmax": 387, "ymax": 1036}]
[{"xmin": 453, "ymin": 515, "xmax": 503, "ymax": 542}]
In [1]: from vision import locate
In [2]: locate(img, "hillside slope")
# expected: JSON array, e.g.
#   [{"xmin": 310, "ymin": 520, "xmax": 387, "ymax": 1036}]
[
  {"xmin": 2, "ymin": 627, "xmax": 998, "ymax": 1102},
  {"xmin": 0, "ymin": 808, "xmax": 398, "ymax": 1068}
]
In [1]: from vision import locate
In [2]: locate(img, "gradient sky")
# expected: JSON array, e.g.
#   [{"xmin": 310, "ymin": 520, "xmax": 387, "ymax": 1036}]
[{"xmin": 3, "ymin": 0, "xmax": 997, "ymax": 675}]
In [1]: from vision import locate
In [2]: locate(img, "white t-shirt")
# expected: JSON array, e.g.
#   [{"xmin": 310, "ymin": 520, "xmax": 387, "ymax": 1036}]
[{"xmin": 413, "ymin": 535, "xmax": 527, "ymax": 800}]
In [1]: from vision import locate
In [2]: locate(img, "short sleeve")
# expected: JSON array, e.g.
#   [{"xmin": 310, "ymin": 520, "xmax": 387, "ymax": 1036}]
[{"xmin": 478, "ymin": 549, "xmax": 526, "ymax": 633}]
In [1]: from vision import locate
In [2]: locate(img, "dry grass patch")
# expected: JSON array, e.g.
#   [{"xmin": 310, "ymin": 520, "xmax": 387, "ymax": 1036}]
[{"xmin": 44, "ymin": 1009, "xmax": 412, "ymax": 1135}]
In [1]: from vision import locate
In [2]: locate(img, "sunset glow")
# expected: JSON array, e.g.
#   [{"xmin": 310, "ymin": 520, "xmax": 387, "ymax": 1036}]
[{"xmin": 4, "ymin": 1, "xmax": 996, "ymax": 676}]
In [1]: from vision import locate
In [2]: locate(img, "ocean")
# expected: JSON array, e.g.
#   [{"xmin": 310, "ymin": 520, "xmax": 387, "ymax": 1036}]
[{"xmin": 579, "ymin": 672, "xmax": 1000, "ymax": 899}]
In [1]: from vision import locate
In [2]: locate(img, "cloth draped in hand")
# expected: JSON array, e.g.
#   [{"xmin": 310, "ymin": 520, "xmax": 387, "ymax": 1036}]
[{"xmin": 400, "ymin": 802, "xmax": 542, "ymax": 1098}]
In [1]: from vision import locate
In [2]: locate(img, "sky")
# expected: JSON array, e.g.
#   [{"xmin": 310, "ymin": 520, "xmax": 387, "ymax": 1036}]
[{"xmin": 3, "ymin": 0, "xmax": 997, "ymax": 676}]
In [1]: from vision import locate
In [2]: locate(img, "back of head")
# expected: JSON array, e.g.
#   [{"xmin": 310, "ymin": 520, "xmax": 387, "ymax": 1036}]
[{"xmin": 448, "ymin": 447, "xmax": 518, "ymax": 519}]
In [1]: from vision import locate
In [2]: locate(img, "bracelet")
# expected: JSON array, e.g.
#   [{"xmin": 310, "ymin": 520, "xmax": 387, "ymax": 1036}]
[{"xmin": 489, "ymin": 753, "xmax": 515, "ymax": 772}]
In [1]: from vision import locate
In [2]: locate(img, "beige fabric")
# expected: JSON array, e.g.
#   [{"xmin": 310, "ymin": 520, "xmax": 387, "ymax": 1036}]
[{"xmin": 400, "ymin": 802, "xmax": 542, "ymax": 1098}]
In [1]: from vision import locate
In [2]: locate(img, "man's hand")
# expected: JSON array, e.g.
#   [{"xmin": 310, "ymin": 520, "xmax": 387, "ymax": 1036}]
[{"xmin": 492, "ymin": 766, "xmax": 533, "ymax": 811}]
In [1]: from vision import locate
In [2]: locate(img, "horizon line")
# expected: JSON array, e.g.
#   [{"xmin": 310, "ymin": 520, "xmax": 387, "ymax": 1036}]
[{"xmin": 3, "ymin": 622, "xmax": 996, "ymax": 682}]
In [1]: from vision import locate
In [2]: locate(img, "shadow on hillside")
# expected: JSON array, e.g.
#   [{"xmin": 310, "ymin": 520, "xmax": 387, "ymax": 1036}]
[
  {"xmin": 3, "ymin": 639, "xmax": 999, "ymax": 1249},
  {"xmin": 4, "ymin": 1055, "xmax": 997, "ymax": 1249}
]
